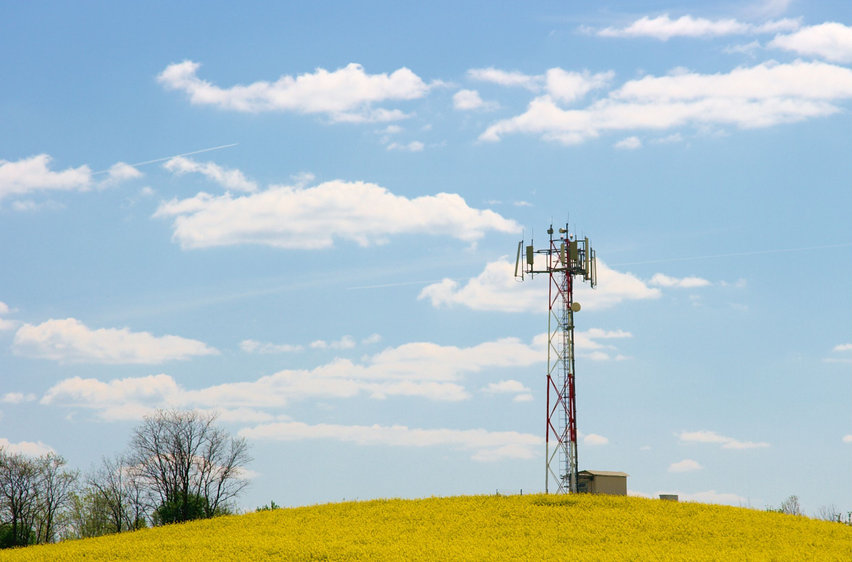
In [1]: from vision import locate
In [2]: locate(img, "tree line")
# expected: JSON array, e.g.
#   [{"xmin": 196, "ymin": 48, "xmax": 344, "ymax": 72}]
[{"xmin": 0, "ymin": 410, "xmax": 251, "ymax": 548}]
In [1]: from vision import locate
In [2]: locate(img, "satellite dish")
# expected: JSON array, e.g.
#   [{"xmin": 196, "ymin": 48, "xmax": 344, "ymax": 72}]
[{"xmin": 571, "ymin": 302, "xmax": 581, "ymax": 312}]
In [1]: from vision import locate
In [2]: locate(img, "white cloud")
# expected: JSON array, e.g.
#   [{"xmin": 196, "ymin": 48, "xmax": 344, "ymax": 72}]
[
  {"xmin": 0, "ymin": 155, "xmax": 141, "ymax": 203},
  {"xmin": 649, "ymin": 273, "xmax": 712, "ymax": 288},
  {"xmin": 669, "ymin": 458, "xmax": 703, "ymax": 472},
  {"xmin": 102, "ymin": 162, "xmax": 143, "ymax": 186},
  {"xmin": 679, "ymin": 490, "xmax": 747, "ymax": 505},
  {"xmin": 240, "ymin": 339, "xmax": 304, "ymax": 354},
  {"xmin": 418, "ymin": 257, "xmax": 659, "ymax": 313},
  {"xmin": 468, "ymin": 67, "xmax": 611, "ymax": 105},
  {"xmin": 1, "ymin": 392, "xmax": 36, "ymax": 404},
  {"xmin": 453, "ymin": 89, "xmax": 496, "ymax": 111},
  {"xmin": 0, "ymin": 154, "xmax": 91, "ymax": 201},
  {"xmin": 41, "ymin": 334, "xmax": 547, "ymax": 417},
  {"xmin": 724, "ymin": 40, "xmax": 763, "ymax": 57},
  {"xmin": 483, "ymin": 379, "xmax": 530, "ymax": 393},
  {"xmin": 615, "ymin": 136, "xmax": 642, "ymax": 150},
  {"xmin": 379, "ymin": 125, "xmax": 403, "ymax": 135},
  {"xmin": 41, "ymin": 374, "xmax": 180, "ymax": 417},
  {"xmin": 769, "ymin": 23, "xmax": 852, "ymax": 63},
  {"xmin": 10, "ymin": 199, "xmax": 65, "ymax": 212},
  {"xmin": 310, "ymin": 335, "xmax": 356, "ymax": 350},
  {"xmin": 164, "ymin": 156, "xmax": 257, "ymax": 192},
  {"xmin": 678, "ymin": 429, "xmax": 770, "ymax": 449},
  {"xmin": 824, "ymin": 341, "xmax": 852, "ymax": 364},
  {"xmin": 0, "ymin": 301, "xmax": 14, "ymax": 331},
  {"xmin": 653, "ymin": 133, "xmax": 684, "ymax": 144},
  {"xmin": 157, "ymin": 61, "xmax": 430, "ymax": 122},
  {"xmin": 467, "ymin": 67, "xmax": 542, "ymax": 90},
  {"xmin": 573, "ymin": 328, "xmax": 633, "ymax": 361},
  {"xmin": 597, "ymin": 14, "xmax": 799, "ymax": 40},
  {"xmin": 842, "ymin": 435, "xmax": 852, "ymax": 444},
  {"xmin": 238, "ymin": 421, "xmax": 541, "ymax": 462},
  {"xmin": 0, "ymin": 438, "xmax": 55, "ymax": 457},
  {"xmin": 362, "ymin": 334, "xmax": 382, "ymax": 345},
  {"xmin": 386, "ymin": 141, "xmax": 425, "ymax": 152},
  {"xmin": 13, "ymin": 318, "xmax": 218, "ymax": 364},
  {"xmin": 545, "ymin": 69, "xmax": 613, "ymax": 103},
  {"xmin": 748, "ymin": 0, "xmax": 794, "ymax": 19},
  {"xmin": 154, "ymin": 179, "xmax": 520, "ymax": 249},
  {"xmin": 480, "ymin": 60, "xmax": 852, "ymax": 145},
  {"xmin": 583, "ymin": 433, "xmax": 609, "ymax": 445},
  {"xmin": 482, "ymin": 379, "xmax": 532, "ymax": 398}
]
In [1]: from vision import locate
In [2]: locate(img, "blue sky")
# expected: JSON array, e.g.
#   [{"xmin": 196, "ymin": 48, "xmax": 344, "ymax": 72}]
[{"xmin": 1, "ymin": 1, "xmax": 850, "ymax": 514}]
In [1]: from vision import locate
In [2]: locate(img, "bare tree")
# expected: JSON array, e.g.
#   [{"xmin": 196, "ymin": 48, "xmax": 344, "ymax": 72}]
[
  {"xmin": 33, "ymin": 453, "xmax": 77, "ymax": 544},
  {"xmin": 0, "ymin": 448, "xmax": 41, "ymax": 547},
  {"xmin": 88, "ymin": 455, "xmax": 147, "ymax": 533},
  {"xmin": 129, "ymin": 410, "xmax": 251, "ymax": 524},
  {"xmin": 814, "ymin": 504, "xmax": 842, "ymax": 523},
  {"xmin": 60, "ymin": 488, "xmax": 114, "ymax": 539},
  {"xmin": 779, "ymin": 495, "xmax": 802, "ymax": 516}
]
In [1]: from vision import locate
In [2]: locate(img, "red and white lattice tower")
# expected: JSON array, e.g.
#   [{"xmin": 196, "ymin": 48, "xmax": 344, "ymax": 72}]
[{"xmin": 515, "ymin": 224, "xmax": 596, "ymax": 493}]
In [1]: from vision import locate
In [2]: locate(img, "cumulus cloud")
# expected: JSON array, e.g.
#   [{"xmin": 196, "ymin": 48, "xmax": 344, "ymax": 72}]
[
  {"xmin": 483, "ymin": 379, "xmax": 531, "ymax": 394},
  {"xmin": 583, "ymin": 433, "xmax": 609, "ymax": 445},
  {"xmin": 669, "ymin": 458, "xmax": 703, "ymax": 472},
  {"xmin": 614, "ymin": 136, "xmax": 642, "ymax": 150},
  {"xmin": 843, "ymin": 435, "xmax": 852, "ymax": 444},
  {"xmin": 480, "ymin": 60, "xmax": 852, "ymax": 145},
  {"xmin": 0, "ymin": 301, "xmax": 15, "ymax": 331},
  {"xmin": 0, "ymin": 154, "xmax": 91, "ymax": 201},
  {"xmin": 240, "ymin": 339, "xmax": 304, "ymax": 354},
  {"xmin": 769, "ymin": 22, "xmax": 852, "ymax": 63},
  {"xmin": 453, "ymin": 89, "xmax": 496, "ymax": 111},
  {"xmin": 678, "ymin": 430, "xmax": 769, "ymax": 449},
  {"xmin": 164, "ymin": 156, "xmax": 257, "ymax": 192},
  {"xmin": 0, "ymin": 155, "xmax": 142, "ymax": 203},
  {"xmin": 482, "ymin": 379, "xmax": 534, "ymax": 401},
  {"xmin": 310, "ymin": 335, "xmax": 356, "ymax": 350},
  {"xmin": 386, "ymin": 141, "xmax": 425, "ymax": 152},
  {"xmin": 825, "ymin": 342, "xmax": 852, "ymax": 364},
  {"xmin": 102, "ymin": 162, "xmax": 143, "ymax": 186},
  {"xmin": 418, "ymin": 257, "xmax": 659, "ymax": 313},
  {"xmin": 1, "ymin": 392, "xmax": 36, "ymax": 404},
  {"xmin": 41, "ymin": 334, "xmax": 547, "ymax": 419},
  {"xmin": 0, "ymin": 437, "xmax": 55, "ymax": 457},
  {"xmin": 467, "ymin": 68, "xmax": 542, "ymax": 90},
  {"xmin": 157, "ymin": 61, "xmax": 431, "ymax": 122},
  {"xmin": 596, "ymin": 14, "xmax": 799, "ymax": 40},
  {"xmin": 154, "ymin": 178, "xmax": 520, "ymax": 249},
  {"xmin": 13, "ymin": 318, "xmax": 218, "ymax": 364},
  {"xmin": 239, "ymin": 421, "xmax": 541, "ymax": 462},
  {"xmin": 545, "ymin": 69, "xmax": 613, "ymax": 103},
  {"xmin": 678, "ymin": 490, "xmax": 747, "ymax": 505},
  {"xmin": 468, "ymin": 67, "xmax": 612, "ymax": 104},
  {"xmin": 649, "ymin": 273, "xmax": 712, "ymax": 288}
]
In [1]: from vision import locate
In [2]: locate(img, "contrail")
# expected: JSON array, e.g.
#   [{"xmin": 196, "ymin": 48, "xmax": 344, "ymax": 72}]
[
  {"xmin": 92, "ymin": 143, "xmax": 238, "ymax": 174},
  {"xmin": 609, "ymin": 243, "xmax": 851, "ymax": 267},
  {"xmin": 346, "ymin": 279, "xmax": 456, "ymax": 291}
]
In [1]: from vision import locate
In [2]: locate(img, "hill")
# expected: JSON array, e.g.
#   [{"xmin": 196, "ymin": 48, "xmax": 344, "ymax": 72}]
[{"xmin": 2, "ymin": 494, "xmax": 850, "ymax": 560}]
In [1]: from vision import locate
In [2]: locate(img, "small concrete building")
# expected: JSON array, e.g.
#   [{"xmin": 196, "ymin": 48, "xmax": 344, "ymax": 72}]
[{"xmin": 577, "ymin": 470, "xmax": 629, "ymax": 495}]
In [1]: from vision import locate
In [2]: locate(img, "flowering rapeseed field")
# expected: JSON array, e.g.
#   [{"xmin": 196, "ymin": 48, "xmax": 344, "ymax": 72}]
[{"xmin": 2, "ymin": 494, "xmax": 850, "ymax": 560}]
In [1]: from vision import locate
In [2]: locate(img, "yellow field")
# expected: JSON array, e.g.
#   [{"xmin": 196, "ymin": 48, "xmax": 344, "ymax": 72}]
[{"xmin": 2, "ymin": 494, "xmax": 851, "ymax": 560}]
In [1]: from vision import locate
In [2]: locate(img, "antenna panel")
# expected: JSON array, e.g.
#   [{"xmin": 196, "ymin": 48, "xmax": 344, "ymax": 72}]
[{"xmin": 514, "ymin": 241, "xmax": 523, "ymax": 279}]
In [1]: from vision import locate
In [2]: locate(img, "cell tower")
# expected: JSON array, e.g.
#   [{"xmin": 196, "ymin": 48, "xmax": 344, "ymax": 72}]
[{"xmin": 515, "ymin": 223, "xmax": 597, "ymax": 494}]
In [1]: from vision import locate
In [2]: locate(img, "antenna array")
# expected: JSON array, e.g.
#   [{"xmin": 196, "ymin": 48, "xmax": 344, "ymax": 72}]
[{"xmin": 515, "ymin": 223, "xmax": 597, "ymax": 494}]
